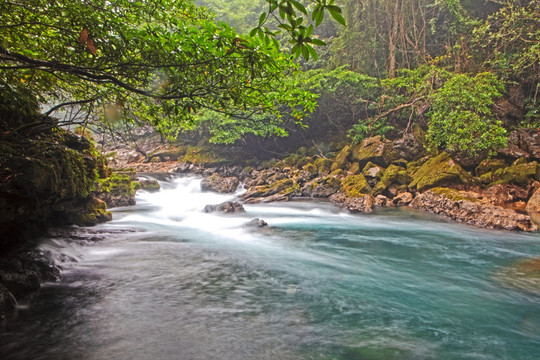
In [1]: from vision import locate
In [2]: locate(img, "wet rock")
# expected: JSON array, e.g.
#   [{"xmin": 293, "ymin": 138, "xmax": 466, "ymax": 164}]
[
  {"xmin": 408, "ymin": 152, "xmax": 472, "ymax": 191},
  {"xmin": 0, "ymin": 270, "xmax": 41, "ymax": 299},
  {"xmin": 483, "ymin": 184, "xmax": 530, "ymax": 207},
  {"xmin": 0, "ymin": 283, "xmax": 17, "ymax": 320},
  {"xmin": 329, "ymin": 192, "xmax": 374, "ymax": 213},
  {"xmin": 137, "ymin": 179, "xmax": 160, "ymax": 192},
  {"xmin": 410, "ymin": 189, "xmax": 538, "ymax": 231},
  {"xmin": 200, "ymin": 174, "xmax": 240, "ymax": 193},
  {"xmin": 174, "ymin": 162, "xmax": 191, "ymax": 173},
  {"xmin": 374, "ymin": 194, "xmax": 389, "ymax": 207},
  {"xmin": 362, "ymin": 162, "xmax": 384, "ymax": 181},
  {"xmin": 302, "ymin": 176, "xmax": 341, "ymax": 198},
  {"xmin": 241, "ymin": 179, "xmax": 298, "ymax": 203},
  {"xmin": 526, "ymin": 187, "xmax": 540, "ymax": 215},
  {"xmin": 392, "ymin": 192, "xmax": 414, "ymax": 206},
  {"xmin": 244, "ymin": 218, "xmax": 268, "ymax": 228},
  {"xmin": 203, "ymin": 201, "xmax": 245, "ymax": 214}
]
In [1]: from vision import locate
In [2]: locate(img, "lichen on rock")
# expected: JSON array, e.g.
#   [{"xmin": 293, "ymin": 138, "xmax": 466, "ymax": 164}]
[
  {"xmin": 340, "ymin": 174, "xmax": 372, "ymax": 198},
  {"xmin": 409, "ymin": 152, "xmax": 472, "ymax": 191}
]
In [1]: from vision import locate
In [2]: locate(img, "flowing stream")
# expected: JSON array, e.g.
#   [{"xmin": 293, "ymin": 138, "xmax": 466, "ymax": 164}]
[{"xmin": 1, "ymin": 175, "xmax": 540, "ymax": 360}]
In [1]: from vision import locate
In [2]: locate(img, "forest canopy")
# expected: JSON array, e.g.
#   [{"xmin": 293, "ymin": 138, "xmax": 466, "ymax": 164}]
[{"xmin": 0, "ymin": 0, "xmax": 342, "ymax": 137}]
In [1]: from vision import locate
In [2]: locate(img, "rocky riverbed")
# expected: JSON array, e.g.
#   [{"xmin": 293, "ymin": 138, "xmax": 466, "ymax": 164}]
[{"xmin": 116, "ymin": 129, "xmax": 540, "ymax": 233}]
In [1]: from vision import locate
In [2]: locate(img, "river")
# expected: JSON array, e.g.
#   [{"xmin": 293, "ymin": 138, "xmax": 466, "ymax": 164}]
[{"xmin": 1, "ymin": 175, "xmax": 539, "ymax": 360}]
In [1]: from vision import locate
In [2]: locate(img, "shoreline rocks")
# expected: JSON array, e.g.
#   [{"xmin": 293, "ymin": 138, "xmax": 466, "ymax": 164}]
[{"xmin": 410, "ymin": 189, "xmax": 538, "ymax": 231}]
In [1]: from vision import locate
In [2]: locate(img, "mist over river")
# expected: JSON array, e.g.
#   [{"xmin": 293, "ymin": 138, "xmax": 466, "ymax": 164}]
[{"xmin": 1, "ymin": 175, "xmax": 539, "ymax": 360}]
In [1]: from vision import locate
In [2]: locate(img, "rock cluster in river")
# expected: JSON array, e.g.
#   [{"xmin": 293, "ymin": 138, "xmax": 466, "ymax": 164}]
[{"xmin": 190, "ymin": 133, "xmax": 540, "ymax": 232}]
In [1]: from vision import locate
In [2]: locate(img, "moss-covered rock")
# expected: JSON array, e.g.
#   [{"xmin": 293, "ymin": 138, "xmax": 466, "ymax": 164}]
[
  {"xmin": 136, "ymin": 179, "xmax": 161, "ymax": 192},
  {"xmin": 0, "ymin": 127, "xmax": 112, "ymax": 249},
  {"xmin": 351, "ymin": 136, "xmax": 387, "ymax": 167},
  {"xmin": 313, "ymin": 158, "xmax": 333, "ymax": 176},
  {"xmin": 340, "ymin": 174, "xmax": 372, "ymax": 198},
  {"xmin": 348, "ymin": 162, "xmax": 360, "ymax": 175},
  {"xmin": 302, "ymin": 176, "xmax": 341, "ymax": 197},
  {"xmin": 331, "ymin": 145, "xmax": 352, "ymax": 171},
  {"xmin": 362, "ymin": 162, "xmax": 385, "ymax": 180},
  {"xmin": 95, "ymin": 173, "xmax": 136, "ymax": 207},
  {"xmin": 475, "ymin": 158, "xmax": 508, "ymax": 177},
  {"xmin": 372, "ymin": 164, "xmax": 410, "ymax": 195},
  {"xmin": 241, "ymin": 178, "xmax": 299, "ymax": 203},
  {"xmin": 408, "ymin": 152, "xmax": 472, "ymax": 191},
  {"xmin": 488, "ymin": 160, "xmax": 539, "ymax": 187},
  {"xmin": 302, "ymin": 163, "xmax": 318, "ymax": 178}
]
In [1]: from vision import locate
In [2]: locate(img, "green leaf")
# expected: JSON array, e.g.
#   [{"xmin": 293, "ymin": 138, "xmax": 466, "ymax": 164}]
[
  {"xmin": 328, "ymin": 9, "xmax": 345, "ymax": 26},
  {"xmin": 290, "ymin": 0, "xmax": 307, "ymax": 15},
  {"xmin": 310, "ymin": 38, "xmax": 326, "ymax": 46},
  {"xmin": 258, "ymin": 13, "xmax": 266, "ymax": 26}
]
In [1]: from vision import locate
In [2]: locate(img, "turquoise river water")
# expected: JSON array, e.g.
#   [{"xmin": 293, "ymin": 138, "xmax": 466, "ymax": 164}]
[{"xmin": 1, "ymin": 175, "xmax": 539, "ymax": 360}]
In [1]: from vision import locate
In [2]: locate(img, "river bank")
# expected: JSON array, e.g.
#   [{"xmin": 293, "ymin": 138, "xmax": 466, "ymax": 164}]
[{"xmin": 109, "ymin": 130, "xmax": 540, "ymax": 232}]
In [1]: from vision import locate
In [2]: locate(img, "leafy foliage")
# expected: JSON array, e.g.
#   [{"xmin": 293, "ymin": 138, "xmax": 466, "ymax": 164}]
[
  {"xmin": 0, "ymin": 0, "xmax": 342, "ymax": 139},
  {"xmin": 427, "ymin": 72, "xmax": 507, "ymax": 155}
]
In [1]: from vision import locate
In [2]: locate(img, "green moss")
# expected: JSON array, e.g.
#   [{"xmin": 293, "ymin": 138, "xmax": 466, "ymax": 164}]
[
  {"xmin": 283, "ymin": 154, "xmax": 300, "ymax": 167},
  {"xmin": 331, "ymin": 145, "xmax": 352, "ymax": 171},
  {"xmin": 97, "ymin": 173, "xmax": 134, "ymax": 196},
  {"xmin": 475, "ymin": 158, "xmax": 507, "ymax": 177},
  {"xmin": 430, "ymin": 187, "xmax": 479, "ymax": 203},
  {"xmin": 250, "ymin": 179, "xmax": 298, "ymax": 197},
  {"xmin": 302, "ymin": 163, "xmax": 318, "ymax": 177},
  {"xmin": 409, "ymin": 152, "xmax": 472, "ymax": 191},
  {"xmin": 349, "ymin": 162, "xmax": 360, "ymax": 174},
  {"xmin": 372, "ymin": 164, "xmax": 409, "ymax": 195},
  {"xmin": 489, "ymin": 161, "xmax": 538, "ymax": 187},
  {"xmin": 341, "ymin": 174, "xmax": 372, "ymax": 197},
  {"xmin": 260, "ymin": 159, "xmax": 278, "ymax": 169},
  {"xmin": 181, "ymin": 146, "xmax": 227, "ymax": 165},
  {"xmin": 351, "ymin": 135, "xmax": 386, "ymax": 166},
  {"xmin": 330, "ymin": 169, "xmax": 347, "ymax": 177},
  {"xmin": 314, "ymin": 158, "xmax": 333, "ymax": 175}
]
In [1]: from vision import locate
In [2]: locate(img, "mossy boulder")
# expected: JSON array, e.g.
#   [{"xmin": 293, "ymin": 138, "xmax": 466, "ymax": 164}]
[
  {"xmin": 362, "ymin": 162, "xmax": 385, "ymax": 180},
  {"xmin": 302, "ymin": 176, "xmax": 341, "ymax": 197},
  {"xmin": 351, "ymin": 136, "xmax": 387, "ymax": 167},
  {"xmin": 313, "ymin": 158, "xmax": 333, "ymax": 176},
  {"xmin": 331, "ymin": 145, "xmax": 352, "ymax": 171},
  {"xmin": 372, "ymin": 164, "xmax": 410, "ymax": 195},
  {"xmin": 348, "ymin": 162, "xmax": 361, "ymax": 175},
  {"xmin": 302, "ymin": 163, "xmax": 319, "ymax": 178},
  {"xmin": 409, "ymin": 152, "xmax": 472, "ymax": 191},
  {"xmin": 95, "ymin": 173, "xmax": 136, "ymax": 207},
  {"xmin": 488, "ymin": 160, "xmax": 539, "ymax": 187},
  {"xmin": 137, "ymin": 179, "xmax": 161, "ymax": 192},
  {"xmin": 242, "ymin": 178, "xmax": 299, "ymax": 202},
  {"xmin": 340, "ymin": 174, "xmax": 372, "ymax": 198},
  {"xmin": 475, "ymin": 158, "xmax": 508, "ymax": 177},
  {"xmin": 0, "ymin": 127, "xmax": 112, "ymax": 249}
]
